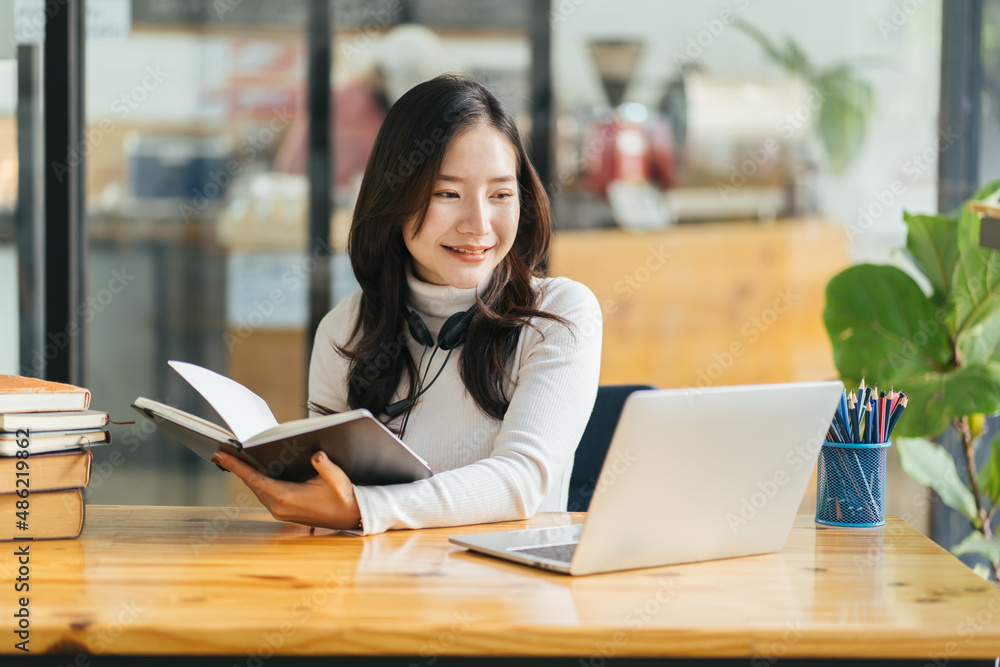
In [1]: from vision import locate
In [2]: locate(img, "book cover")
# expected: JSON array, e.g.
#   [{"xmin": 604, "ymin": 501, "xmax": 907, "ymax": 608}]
[
  {"xmin": 0, "ymin": 488, "xmax": 85, "ymax": 541},
  {"xmin": 0, "ymin": 375, "xmax": 91, "ymax": 413},
  {"xmin": 0, "ymin": 410, "xmax": 109, "ymax": 432},
  {"xmin": 0, "ymin": 429, "xmax": 110, "ymax": 457},
  {"xmin": 0, "ymin": 449, "xmax": 92, "ymax": 494}
]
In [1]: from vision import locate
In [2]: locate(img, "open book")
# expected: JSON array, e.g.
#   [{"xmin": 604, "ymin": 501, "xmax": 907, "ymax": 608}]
[{"xmin": 132, "ymin": 361, "xmax": 432, "ymax": 485}]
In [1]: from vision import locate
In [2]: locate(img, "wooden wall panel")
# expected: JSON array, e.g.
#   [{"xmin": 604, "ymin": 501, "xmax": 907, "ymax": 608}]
[{"xmin": 548, "ymin": 220, "xmax": 850, "ymax": 390}]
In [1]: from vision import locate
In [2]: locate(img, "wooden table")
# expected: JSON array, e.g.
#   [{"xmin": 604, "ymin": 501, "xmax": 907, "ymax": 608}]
[{"xmin": 2, "ymin": 506, "xmax": 999, "ymax": 665}]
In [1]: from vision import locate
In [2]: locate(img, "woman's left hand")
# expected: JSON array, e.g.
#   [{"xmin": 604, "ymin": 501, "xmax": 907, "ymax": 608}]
[{"xmin": 212, "ymin": 450, "xmax": 362, "ymax": 531}]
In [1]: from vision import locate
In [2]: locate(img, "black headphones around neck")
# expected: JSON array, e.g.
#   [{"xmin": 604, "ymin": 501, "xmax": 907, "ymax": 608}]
[
  {"xmin": 384, "ymin": 305, "xmax": 477, "ymax": 424},
  {"xmin": 403, "ymin": 305, "xmax": 475, "ymax": 351}
]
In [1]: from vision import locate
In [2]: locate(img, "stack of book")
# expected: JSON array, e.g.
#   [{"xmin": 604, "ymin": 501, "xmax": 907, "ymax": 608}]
[{"xmin": 1, "ymin": 375, "xmax": 110, "ymax": 541}]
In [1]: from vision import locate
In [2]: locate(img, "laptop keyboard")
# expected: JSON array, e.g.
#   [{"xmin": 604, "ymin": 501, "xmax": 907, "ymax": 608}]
[{"xmin": 511, "ymin": 542, "xmax": 578, "ymax": 564}]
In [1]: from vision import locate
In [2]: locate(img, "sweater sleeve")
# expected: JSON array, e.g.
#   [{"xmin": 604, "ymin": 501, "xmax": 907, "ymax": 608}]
[{"xmin": 352, "ymin": 280, "xmax": 603, "ymax": 534}]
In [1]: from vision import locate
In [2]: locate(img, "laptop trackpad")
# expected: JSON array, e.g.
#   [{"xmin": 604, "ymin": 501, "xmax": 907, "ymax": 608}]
[
  {"xmin": 503, "ymin": 523, "xmax": 583, "ymax": 548},
  {"xmin": 448, "ymin": 523, "xmax": 584, "ymax": 563},
  {"xmin": 509, "ymin": 542, "xmax": 578, "ymax": 564}
]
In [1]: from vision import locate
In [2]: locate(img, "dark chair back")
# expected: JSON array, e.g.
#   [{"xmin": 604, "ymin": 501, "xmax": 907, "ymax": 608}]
[{"xmin": 568, "ymin": 384, "xmax": 657, "ymax": 512}]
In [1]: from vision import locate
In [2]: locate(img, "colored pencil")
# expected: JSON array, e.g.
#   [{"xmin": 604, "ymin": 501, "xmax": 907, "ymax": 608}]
[
  {"xmin": 878, "ymin": 390, "xmax": 887, "ymax": 443},
  {"xmin": 886, "ymin": 394, "xmax": 908, "ymax": 439},
  {"xmin": 863, "ymin": 401, "xmax": 873, "ymax": 443},
  {"xmin": 826, "ymin": 382, "xmax": 908, "ymax": 445},
  {"xmin": 848, "ymin": 392, "xmax": 860, "ymax": 444}
]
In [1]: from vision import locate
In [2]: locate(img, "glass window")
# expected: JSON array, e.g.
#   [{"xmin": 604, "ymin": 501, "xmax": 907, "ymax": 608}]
[
  {"xmin": 1, "ymin": 3, "xmax": 20, "ymax": 376},
  {"xmin": 544, "ymin": 0, "xmax": 943, "ymax": 533},
  {"xmin": 84, "ymin": 0, "xmax": 312, "ymax": 505}
]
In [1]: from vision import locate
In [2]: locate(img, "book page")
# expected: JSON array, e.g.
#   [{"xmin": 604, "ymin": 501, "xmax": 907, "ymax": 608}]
[{"xmin": 168, "ymin": 361, "xmax": 278, "ymax": 442}]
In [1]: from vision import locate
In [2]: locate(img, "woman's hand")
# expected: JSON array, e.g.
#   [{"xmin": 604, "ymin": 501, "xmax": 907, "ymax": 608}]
[{"xmin": 212, "ymin": 450, "xmax": 362, "ymax": 531}]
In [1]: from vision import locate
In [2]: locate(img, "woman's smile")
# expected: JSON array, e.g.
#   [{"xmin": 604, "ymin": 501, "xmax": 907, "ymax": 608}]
[{"xmin": 442, "ymin": 244, "xmax": 493, "ymax": 261}]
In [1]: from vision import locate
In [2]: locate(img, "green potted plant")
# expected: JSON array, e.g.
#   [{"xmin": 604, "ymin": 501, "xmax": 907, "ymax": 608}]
[
  {"xmin": 823, "ymin": 180, "xmax": 1000, "ymax": 581},
  {"xmin": 734, "ymin": 18, "xmax": 876, "ymax": 175}
]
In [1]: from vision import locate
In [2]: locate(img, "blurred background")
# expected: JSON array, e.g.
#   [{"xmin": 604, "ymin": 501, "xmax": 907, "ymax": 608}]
[{"xmin": 0, "ymin": 0, "xmax": 995, "ymax": 545}]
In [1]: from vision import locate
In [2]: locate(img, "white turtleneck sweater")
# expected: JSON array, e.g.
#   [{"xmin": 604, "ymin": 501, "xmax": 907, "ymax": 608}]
[{"xmin": 307, "ymin": 267, "xmax": 603, "ymax": 535}]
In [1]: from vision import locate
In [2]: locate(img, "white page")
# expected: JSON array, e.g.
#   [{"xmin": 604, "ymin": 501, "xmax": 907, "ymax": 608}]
[{"xmin": 168, "ymin": 360, "xmax": 278, "ymax": 442}]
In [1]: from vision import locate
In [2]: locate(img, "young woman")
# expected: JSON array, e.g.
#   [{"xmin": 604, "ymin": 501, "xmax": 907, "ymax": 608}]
[{"xmin": 213, "ymin": 74, "xmax": 602, "ymax": 534}]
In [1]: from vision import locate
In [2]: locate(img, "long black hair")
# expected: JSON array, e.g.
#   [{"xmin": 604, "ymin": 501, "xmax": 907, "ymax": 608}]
[{"xmin": 328, "ymin": 74, "xmax": 566, "ymax": 423}]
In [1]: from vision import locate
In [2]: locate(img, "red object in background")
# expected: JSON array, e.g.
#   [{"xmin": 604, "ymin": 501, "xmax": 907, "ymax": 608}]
[
  {"xmin": 585, "ymin": 117, "xmax": 675, "ymax": 198},
  {"xmin": 648, "ymin": 118, "xmax": 676, "ymax": 190},
  {"xmin": 273, "ymin": 78, "xmax": 389, "ymax": 191},
  {"xmin": 204, "ymin": 40, "xmax": 307, "ymax": 121}
]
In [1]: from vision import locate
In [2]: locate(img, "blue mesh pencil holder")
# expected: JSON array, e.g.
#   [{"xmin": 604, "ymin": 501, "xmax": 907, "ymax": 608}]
[{"xmin": 815, "ymin": 439, "xmax": 890, "ymax": 527}]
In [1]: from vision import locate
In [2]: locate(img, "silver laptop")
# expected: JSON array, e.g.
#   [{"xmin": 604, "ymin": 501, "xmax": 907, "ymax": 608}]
[{"xmin": 449, "ymin": 380, "xmax": 844, "ymax": 575}]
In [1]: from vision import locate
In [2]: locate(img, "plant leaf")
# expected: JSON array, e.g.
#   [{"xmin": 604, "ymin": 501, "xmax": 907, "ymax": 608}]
[
  {"xmin": 957, "ymin": 179, "xmax": 1000, "ymax": 254},
  {"xmin": 897, "ymin": 437, "xmax": 980, "ymax": 525},
  {"xmin": 957, "ymin": 311, "xmax": 1000, "ymax": 365},
  {"xmin": 953, "ymin": 245, "xmax": 1000, "ymax": 334},
  {"xmin": 972, "ymin": 563, "xmax": 993, "ymax": 580},
  {"xmin": 903, "ymin": 212, "xmax": 959, "ymax": 309},
  {"xmin": 952, "ymin": 532, "xmax": 1000, "ymax": 562},
  {"xmin": 816, "ymin": 72, "xmax": 874, "ymax": 114},
  {"xmin": 978, "ymin": 432, "xmax": 1000, "ymax": 506},
  {"xmin": 782, "ymin": 37, "xmax": 811, "ymax": 76},
  {"xmin": 732, "ymin": 18, "xmax": 790, "ymax": 70},
  {"xmin": 816, "ymin": 94, "xmax": 866, "ymax": 175},
  {"xmin": 824, "ymin": 264, "xmax": 952, "ymax": 386},
  {"xmin": 895, "ymin": 364, "xmax": 1000, "ymax": 438},
  {"xmin": 812, "ymin": 69, "xmax": 873, "ymax": 174}
]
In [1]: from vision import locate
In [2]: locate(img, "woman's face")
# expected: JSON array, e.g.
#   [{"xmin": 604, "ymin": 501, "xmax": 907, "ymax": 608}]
[{"xmin": 403, "ymin": 124, "xmax": 519, "ymax": 289}]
